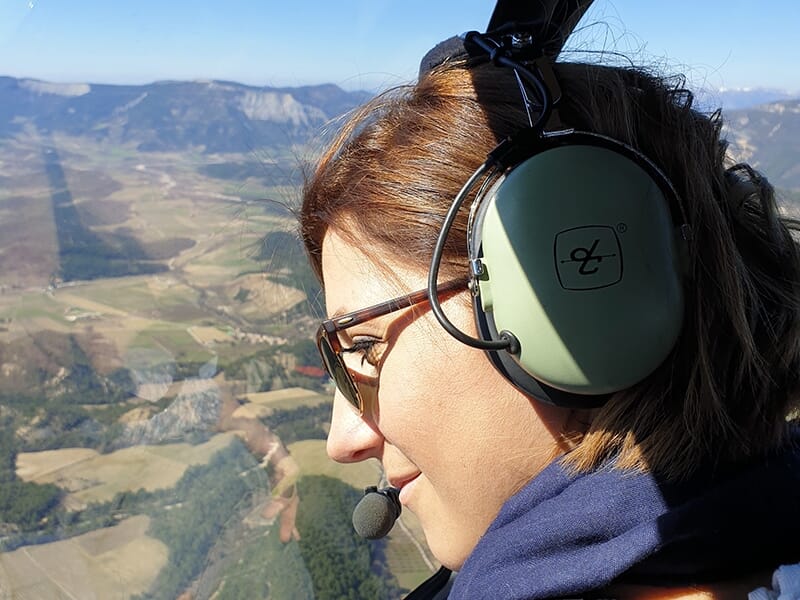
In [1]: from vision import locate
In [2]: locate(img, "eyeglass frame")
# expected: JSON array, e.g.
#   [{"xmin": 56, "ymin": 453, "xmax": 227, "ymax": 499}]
[{"xmin": 316, "ymin": 277, "xmax": 468, "ymax": 414}]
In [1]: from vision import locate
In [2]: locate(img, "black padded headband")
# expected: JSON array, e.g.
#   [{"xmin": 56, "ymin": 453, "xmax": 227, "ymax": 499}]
[{"xmin": 418, "ymin": 0, "xmax": 594, "ymax": 79}]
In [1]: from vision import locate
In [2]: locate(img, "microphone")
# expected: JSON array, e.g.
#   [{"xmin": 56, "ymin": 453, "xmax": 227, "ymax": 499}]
[{"xmin": 352, "ymin": 486, "xmax": 401, "ymax": 539}]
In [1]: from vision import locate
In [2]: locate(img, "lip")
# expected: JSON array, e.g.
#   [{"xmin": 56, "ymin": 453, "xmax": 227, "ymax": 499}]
[{"xmin": 388, "ymin": 472, "xmax": 421, "ymax": 505}]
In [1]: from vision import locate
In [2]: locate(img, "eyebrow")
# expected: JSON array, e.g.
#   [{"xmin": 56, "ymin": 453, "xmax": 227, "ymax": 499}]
[
  {"xmin": 330, "ymin": 306, "xmax": 348, "ymax": 319},
  {"xmin": 328, "ymin": 288, "xmax": 416, "ymax": 319},
  {"xmin": 326, "ymin": 278, "xmax": 468, "ymax": 327}
]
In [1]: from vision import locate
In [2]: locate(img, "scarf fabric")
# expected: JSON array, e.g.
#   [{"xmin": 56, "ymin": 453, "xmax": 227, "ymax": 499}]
[{"xmin": 449, "ymin": 436, "xmax": 800, "ymax": 599}]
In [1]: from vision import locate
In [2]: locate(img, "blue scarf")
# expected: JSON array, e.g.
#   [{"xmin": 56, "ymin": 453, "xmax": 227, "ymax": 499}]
[{"xmin": 449, "ymin": 435, "xmax": 800, "ymax": 599}]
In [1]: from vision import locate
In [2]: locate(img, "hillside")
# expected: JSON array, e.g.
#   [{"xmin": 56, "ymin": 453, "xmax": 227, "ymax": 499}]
[
  {"xmin": 0, "ymin": 74, "xmax": 434, "ymax": 599},
  {"xmin": 2, "ymin": 75, "xmax": 797, "ymax": 191},
  {"xmin": 724, "ymin": 99, "xmax": 800, "ymax": 190},
  {"xmin": 0, "ymin": 76, "xmax": 371, "ymax": 152}
]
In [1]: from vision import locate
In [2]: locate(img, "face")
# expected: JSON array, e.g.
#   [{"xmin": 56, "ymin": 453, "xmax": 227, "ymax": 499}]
[{"xmin": 321, "ymin": 228, "xmax": 574, "ymax": 569}]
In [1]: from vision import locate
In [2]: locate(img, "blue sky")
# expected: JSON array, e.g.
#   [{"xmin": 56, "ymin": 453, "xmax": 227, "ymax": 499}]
[{"xmin": 0, "ymin": 0, "xmax": 797, "ymax": 94}]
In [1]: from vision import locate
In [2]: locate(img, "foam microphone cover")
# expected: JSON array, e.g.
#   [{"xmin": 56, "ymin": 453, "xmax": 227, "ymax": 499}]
[{"xmin": 352, "ymin": 486, "xmax": 401, "ymax": 540}]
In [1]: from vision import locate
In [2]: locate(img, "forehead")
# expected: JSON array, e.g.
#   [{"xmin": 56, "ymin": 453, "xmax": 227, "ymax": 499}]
[{"xmin": 321, "ymin": 229, "xmax": 424, "ymax": 317}]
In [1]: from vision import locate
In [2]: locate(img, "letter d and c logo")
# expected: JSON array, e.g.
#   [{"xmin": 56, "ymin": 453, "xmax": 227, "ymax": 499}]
[{"xmin": 555, "ymin": 225, "xmax": 624, "ymax": 290}]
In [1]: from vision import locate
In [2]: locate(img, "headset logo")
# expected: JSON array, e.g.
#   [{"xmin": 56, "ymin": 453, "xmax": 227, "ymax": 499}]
[{"xmin": 555, "ymin": 225, "xmax": 623, "ymax": 290}]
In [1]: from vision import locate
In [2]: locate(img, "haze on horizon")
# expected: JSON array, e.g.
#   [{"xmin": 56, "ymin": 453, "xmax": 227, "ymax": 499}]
[{"xmin": 0, "ymin": 0, "xmax": 798, "ymax": 96}]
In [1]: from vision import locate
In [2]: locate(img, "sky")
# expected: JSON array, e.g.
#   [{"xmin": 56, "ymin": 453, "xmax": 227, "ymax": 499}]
[{"xmin": 0, "ymin": 0, "xmax": 798, "ymax": 95}]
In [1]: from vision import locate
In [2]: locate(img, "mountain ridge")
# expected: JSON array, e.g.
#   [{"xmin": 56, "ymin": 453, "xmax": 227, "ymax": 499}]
[
  {"xmin": 724, "ymin": 99, "xmax": 800, "ymax": 190},
  {"xmin": 0, "ymin": 76, "xmax": 372, "ymax": 153},
  {"xmin": 711, "ymin": 87, "xmax": 800, "ymax": 111},
  {"xmin": 1, "ymin": 75, "xmax": 798, "ymax": 189}
]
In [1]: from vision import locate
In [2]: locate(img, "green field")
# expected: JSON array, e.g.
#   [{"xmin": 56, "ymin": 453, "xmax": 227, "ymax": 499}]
[
  {"xmin": 0, "ymin": 131, "xmax": 434, "ymax": 597},
  {"xmin": 288, "ymin": 439, "xmax": 437, "ymax": 591}
]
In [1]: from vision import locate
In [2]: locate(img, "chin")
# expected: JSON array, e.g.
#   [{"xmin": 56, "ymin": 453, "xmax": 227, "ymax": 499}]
[
  {"xmin": 428, "ymin": 537, "xmax": 471, "ymax": 571},
  {"xmin": 408, "ymin": 481, "xmax": 484, "ymax": 570},
  {"xmin": 418, "ymin": 516, "xmax": 475, "ymax": 571}
]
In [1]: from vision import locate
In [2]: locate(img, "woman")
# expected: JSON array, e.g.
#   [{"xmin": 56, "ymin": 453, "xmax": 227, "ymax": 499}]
[{"xmin": 300, "ymin": 26, "xmax": 800, "ymax": 599}]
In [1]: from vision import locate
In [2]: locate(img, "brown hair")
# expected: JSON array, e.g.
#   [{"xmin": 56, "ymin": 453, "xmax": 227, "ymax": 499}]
[{"xmin": 301, "ymin": 58, "xmax": 800, "ymax": 481}]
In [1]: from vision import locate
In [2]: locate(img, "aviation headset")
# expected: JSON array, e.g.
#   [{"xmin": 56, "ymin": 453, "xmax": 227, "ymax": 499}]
[{"xmin": 424, "ymin": 21, "xmax": 690, "ymax": 409}]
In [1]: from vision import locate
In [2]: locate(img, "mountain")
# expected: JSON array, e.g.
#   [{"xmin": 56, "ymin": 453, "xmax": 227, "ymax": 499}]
[
  {"xmin": 1, "ymin": 75, "xmax": 797, "ymax": 191},
  {"xmin": 0, "ymin": 76, "xmax": 371, "ymax": 152},
  {"xmin": 713, "ymin": 88, "xmax": 799, "ymax": 111},
  {"xmin": 723, "ymin": 99, "xmax": 800, "ymax": 190}
]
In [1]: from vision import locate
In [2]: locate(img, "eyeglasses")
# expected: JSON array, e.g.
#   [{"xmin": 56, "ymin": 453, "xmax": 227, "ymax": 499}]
[{"xmin": 316, "ymin": 278, "xmax": 467, "ymax": 414}]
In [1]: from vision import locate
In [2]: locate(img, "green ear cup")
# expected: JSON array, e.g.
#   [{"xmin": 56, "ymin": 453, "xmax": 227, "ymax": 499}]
[{"xmin": 472, "ymin": 136, "xmax": 684, "ymax": 396}]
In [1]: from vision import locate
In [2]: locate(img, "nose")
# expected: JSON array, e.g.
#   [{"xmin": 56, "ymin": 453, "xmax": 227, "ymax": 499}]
[{"xmin": 326, "ymin": 389, "xmax": 383, "ymax": 463}]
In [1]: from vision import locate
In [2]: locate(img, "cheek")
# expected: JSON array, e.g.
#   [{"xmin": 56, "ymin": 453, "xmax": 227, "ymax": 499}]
[
  {"xmin": 376, "ymin": 328, "xmax": 435, "ymax": 419},
  {"xmin": 376, "ymin": 318, "xmax": 474, "ymax": 449}
]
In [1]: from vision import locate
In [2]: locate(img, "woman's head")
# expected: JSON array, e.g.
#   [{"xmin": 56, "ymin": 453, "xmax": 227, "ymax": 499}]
[
  {"xmin": 320, "ymin": 227, "xmax": 577, "ymax": 567},
  {"xmin": 301, "ymin": 57, "xmax": 800, "ymax": 565}
]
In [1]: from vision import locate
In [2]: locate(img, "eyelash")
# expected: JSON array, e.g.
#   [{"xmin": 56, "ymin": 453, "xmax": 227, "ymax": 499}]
[{"xmin": 343, "ymin": 338, "xmax": 381, "ymax": 366}]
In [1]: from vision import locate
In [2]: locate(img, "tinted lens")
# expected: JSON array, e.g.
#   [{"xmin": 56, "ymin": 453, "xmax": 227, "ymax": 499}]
[{"xmin": 317, "ymin": 333, "xmax": 361, "ymax": 411}]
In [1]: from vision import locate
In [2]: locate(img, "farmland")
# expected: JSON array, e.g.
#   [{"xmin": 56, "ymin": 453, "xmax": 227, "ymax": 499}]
[
  {"xmin": 0, "ymin": 127, "xmax": 435, "ymax": 598},
  {"xmin": 16, "ymin": 433, "xmax": 237, "ymax": 510},
  {"xmin": 0, "ymin": 515, "xmax": 168, "ymax": 599}
]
